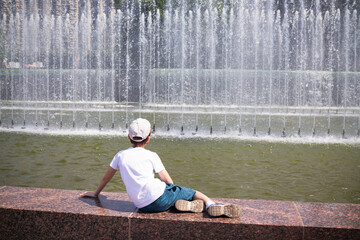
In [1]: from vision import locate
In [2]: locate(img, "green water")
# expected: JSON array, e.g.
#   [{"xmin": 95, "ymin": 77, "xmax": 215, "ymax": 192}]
[{"xmin": 0, "ymin": 131, "xmax": 359, "ymax": 204}]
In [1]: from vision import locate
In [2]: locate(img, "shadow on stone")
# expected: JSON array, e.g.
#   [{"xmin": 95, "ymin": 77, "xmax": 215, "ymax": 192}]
[{"xmin": 79, "ymin": 194, "xmax": 135, "ymax": 213}]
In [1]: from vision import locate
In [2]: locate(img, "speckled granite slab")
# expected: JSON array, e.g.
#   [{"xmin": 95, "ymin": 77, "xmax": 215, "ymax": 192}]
[{"xmin": 0, "ymin": 186, "xmax": 359, "ymax": 240}]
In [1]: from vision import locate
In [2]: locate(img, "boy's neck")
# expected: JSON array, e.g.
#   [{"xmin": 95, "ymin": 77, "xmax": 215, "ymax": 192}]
[{"xmin": 132, "ymin": 144, "xmax": 146, "ymax": 148}]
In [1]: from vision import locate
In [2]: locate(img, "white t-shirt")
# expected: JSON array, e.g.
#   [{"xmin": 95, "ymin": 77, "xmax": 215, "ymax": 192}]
[{"xmin": 110, "ymin": 147, "xmax": 166, "ymax": 208}]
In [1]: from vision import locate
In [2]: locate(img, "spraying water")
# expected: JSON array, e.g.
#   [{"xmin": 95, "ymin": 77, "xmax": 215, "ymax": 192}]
[{"xmin": 0, "ymin": 0, "xmax": 359, "ymax": 140}]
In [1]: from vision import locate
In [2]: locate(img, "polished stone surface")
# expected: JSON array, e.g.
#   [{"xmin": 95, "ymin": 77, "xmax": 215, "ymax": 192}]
[
  {"xmin": 0, "ymin": 186, "xmax": 134, "ymax": 239},
  {"xmin": 0, "ymin": 185, "xmax": 136, "ymax": 216},
  {"xmin": 130, "ymin": 198, "xmax": 304, "ymax": 239},
  {"xmin": 0, "ymin": 186, "xmax": 359, "ymax": 240},
  {"xmin": 295, "ymin": 201, "xmax": 360, "ymax": 240}
]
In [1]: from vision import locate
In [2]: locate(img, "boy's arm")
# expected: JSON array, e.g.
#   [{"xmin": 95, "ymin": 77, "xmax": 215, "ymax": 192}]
[
  {"xmin": 80, "ymin": 167, "xmax": 117, "ymax": 198},
  {"xmin": 158, "ymin": 169, "xmax": 174, "ymax": 184}
]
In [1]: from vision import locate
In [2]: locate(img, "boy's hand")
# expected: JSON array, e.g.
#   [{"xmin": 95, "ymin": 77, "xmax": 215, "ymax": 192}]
[
  {"xmin": 79, "ymin": 191, "xmax": 98, "ymax": 198},
  {"xmin": 79, "ymin": 167, "xmax": 116, "ymax": 199}
]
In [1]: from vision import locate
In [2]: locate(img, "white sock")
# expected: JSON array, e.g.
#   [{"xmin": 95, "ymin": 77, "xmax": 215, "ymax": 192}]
[{"xmin": 205, "ymin": 200, "xmax": 216, "ymax": 209}]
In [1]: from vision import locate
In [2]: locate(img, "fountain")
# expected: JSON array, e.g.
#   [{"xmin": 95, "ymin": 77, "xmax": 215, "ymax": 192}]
[
  {"xmin": 0, "ymin": 0, "xmax": 360, "ymax": 205},
  {"xmin": 0, "ymin": 0, "xmax": 359, "ymax": 140}
]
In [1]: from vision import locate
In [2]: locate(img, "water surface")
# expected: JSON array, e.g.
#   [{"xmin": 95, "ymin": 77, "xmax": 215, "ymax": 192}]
[{"xmin": 0, "ymin": 131, "xmax": 359, "ymax": 204}]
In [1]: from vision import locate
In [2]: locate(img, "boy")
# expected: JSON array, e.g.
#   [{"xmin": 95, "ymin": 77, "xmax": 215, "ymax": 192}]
[{"xmin": 80, "ymin": 118, "xmax": 241, "ymax": 218}]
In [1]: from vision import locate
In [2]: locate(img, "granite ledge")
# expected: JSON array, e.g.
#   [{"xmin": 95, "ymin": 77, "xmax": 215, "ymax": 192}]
[{"xmin": 0, "ymin": 186, "xmax": 359, "ymax": 240}]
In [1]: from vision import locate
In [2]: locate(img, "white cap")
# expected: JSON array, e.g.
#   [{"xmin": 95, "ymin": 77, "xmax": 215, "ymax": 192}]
[{"xmin": 129, "ymin": 118, "xmax": 151, "ymax": 142}]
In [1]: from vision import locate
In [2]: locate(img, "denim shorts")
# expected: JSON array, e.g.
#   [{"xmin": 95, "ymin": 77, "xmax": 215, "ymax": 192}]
[{"xmin": 139, "ymin": 183, "xmax": 196, "ymax": 213}]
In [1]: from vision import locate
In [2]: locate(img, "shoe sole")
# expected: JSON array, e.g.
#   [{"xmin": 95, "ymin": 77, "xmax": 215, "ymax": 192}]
[
  {"xmin": 175, "ymin": 199, "xmax": 204, "ymax": 213},
  {"xmin": 207, "ymin": 204, "xmax": 241, "ymax": 218}
]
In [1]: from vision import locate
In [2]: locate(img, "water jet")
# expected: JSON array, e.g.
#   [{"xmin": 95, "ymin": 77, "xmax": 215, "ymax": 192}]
[{"xmin": 0, "ymin": 0, "xmax": 358, "ymax": 140}]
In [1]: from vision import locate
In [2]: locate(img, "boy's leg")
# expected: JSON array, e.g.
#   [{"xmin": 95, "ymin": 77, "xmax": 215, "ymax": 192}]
[
  {"xmin": 197, "ymin": 191, "xmax": 241, "ymax": 218},
  {"xmin": 207, "ymin": 204, "xmax": 241, "ymax": 218},
  {"xmin": 193, "ymin": 191, "xmax": 211, "ymax": 204},
  {"xmin": 174, "ymin": 191, "xmax": 207, "ymax": 213},
  {"xmin": 171, "ymin": 186, "xmax": 241, "ymax": 218},
  {"xmin": 180, "ymin": 190, "xmax": 241, "ymax": 218},
  {"xmin": 175, "ymin": 191, "xmax": 213, "ymax": 213},
  {"xmin": 175, "ymin": 199, "xmax": 204, "ymax": 213}
]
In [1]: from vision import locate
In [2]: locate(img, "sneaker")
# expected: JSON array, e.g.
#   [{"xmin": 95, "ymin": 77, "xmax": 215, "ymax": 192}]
[
  {"xmin": 175, "ymin": 199, "xmax": 204, "ymax": 213},
  {"xmin": 207, "ymin": 203, "xmax": 241, "ymax": 218}
]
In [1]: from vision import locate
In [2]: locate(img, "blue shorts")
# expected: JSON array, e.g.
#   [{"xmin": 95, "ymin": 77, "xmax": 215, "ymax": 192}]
[{"xmin": 139, "ymin": 183, "xmax": 196, "ymax": 213}]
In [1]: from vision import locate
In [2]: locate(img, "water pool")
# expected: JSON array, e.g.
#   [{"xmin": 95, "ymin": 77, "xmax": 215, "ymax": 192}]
[{"xmin": 0, "ymin": 131, "xmax": 359, "ymax": 204}]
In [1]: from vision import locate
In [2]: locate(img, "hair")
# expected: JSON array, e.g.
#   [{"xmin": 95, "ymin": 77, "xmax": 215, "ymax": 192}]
[{"xmin": 129, "ymin": 133, "xmax": 151, "ymax": 147}]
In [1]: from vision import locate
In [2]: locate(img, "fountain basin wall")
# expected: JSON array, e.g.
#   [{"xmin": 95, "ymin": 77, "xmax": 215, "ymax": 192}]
[{"xmin": 1, "ymin": 186, "xmax": 359, "ymax": 240}]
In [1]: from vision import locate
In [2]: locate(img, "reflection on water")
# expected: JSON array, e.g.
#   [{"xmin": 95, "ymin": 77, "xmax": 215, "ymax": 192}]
[{"xmin": 0, "ymin": 131, "xmax": 359, "ymax": 204}]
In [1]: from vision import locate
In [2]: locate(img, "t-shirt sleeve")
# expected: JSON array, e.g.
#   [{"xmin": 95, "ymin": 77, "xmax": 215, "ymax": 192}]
[
  {"xmin": 109, "ymin": 153, "xmax": 120, "ymax": 170},
  {"xmin": 152, "ymin": 152, "xmax": 165, "ymax": 173}
]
